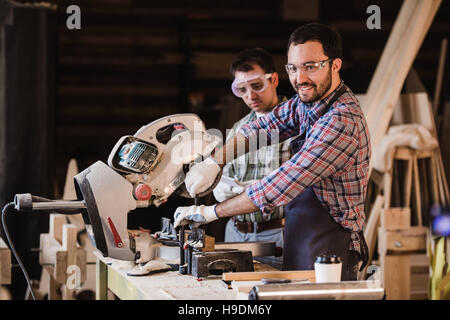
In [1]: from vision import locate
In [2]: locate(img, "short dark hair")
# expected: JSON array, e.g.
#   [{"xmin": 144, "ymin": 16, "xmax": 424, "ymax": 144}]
[
  {"xmin": 229, "ymin": 48, "xmax": 276, "ymax": 77},
  {"xmin": 287, "ymin": 23, "xmax": 343, "ymax": 59}
]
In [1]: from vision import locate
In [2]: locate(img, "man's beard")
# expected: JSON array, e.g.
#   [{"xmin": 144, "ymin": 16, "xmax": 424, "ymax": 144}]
[{"xmin": 297, "ymin": 67, "xmax": 332, "ymax": 103}]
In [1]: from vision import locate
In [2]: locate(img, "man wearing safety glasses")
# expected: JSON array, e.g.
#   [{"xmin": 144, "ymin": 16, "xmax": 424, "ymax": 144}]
[
  {"xmin": 174, "ymin": 23, "xmax": 370, "ymax": 281},
  {"xmin": 212, "ymin": 48, "xmax": 293, "ymax": 269}
]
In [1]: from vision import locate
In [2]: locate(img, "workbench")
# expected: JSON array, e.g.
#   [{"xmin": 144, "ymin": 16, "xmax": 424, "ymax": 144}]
[{"xmin": 95, "ymin": 251, "xmax": 257, "ymax": 300}]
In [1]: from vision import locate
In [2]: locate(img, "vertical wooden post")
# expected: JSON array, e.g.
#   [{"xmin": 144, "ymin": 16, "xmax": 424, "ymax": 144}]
[
  {"xmin": 62, "ymin": 224, "xmax": 77, "ymax": 300},
  {"xmin": 382, "ymin": 255, "xmax": 411, "ymax": 300},
  {"xmin": 49, "ymin": 214, "xmax": 66, "ymax": 244}
]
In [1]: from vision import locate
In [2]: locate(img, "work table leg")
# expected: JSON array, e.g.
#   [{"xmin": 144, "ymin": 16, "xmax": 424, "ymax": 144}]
[{"xmin": 96, "ymin": 258, "xmax": 108, "ymax": 300}]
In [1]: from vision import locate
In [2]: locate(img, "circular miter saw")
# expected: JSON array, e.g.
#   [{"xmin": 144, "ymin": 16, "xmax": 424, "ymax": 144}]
[{"xmin": 13, "ymin": 114, "xmax": 222, "ymax": 262}]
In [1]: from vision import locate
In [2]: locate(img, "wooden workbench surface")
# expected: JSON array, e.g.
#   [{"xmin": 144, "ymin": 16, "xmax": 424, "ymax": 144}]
[{"xmin": 95, "ymin": 250, "xmax": 258, "ymax": 300}]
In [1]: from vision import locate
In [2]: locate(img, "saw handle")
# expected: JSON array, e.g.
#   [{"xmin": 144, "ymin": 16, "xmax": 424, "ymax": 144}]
[{"xmin": 13, "ymin": 193, "xmax": 85, "ymax": 214}]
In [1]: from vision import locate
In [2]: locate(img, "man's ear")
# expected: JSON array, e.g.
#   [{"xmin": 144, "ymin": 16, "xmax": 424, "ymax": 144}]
[
  {"xmin": 271, "ymin": 72, "xmax": 279, "ymax": 88},
  {"xmin": 332, "ymin": 58, "xmax": 342, "ymax": 73}
]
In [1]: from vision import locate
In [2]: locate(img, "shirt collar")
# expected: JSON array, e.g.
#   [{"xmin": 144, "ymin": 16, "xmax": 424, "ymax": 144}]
[
  {"xmin": 305, "ymin": 81, "xmax": 345, "ymax": 122},
  {"xmin": 248, "ymin": 95, "xmax": 288, "ymax": 120}
]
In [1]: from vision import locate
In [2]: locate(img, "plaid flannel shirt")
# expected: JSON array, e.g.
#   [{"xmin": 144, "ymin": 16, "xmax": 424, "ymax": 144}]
[
  {"xmin": 222, "ymin": 101, "xmax": 292, "ymax": 223},
  {"xmin": 239, "ymin": 82, "xmax": 371, "ymax": 253}
]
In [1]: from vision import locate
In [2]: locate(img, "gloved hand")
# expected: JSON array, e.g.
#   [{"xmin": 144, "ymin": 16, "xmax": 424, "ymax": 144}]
[
  {"xmin": 185, "ymin": 157, "xmax": 221, "ymax": 197},
  {"xmin": 173, "ymin": 205, "xmax": 219, "ymax": 228},
  {"xmin": 213, "ymin": 179, "xmax": 246, "ymax": 202}
]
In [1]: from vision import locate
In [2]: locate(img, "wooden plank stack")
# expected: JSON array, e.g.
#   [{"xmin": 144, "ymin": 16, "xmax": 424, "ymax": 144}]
[{"xmin": 39, "ymin": 214, "xmax": 87, "ymax": 300}]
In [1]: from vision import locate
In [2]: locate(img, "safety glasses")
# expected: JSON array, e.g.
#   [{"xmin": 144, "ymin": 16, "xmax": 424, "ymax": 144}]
[
  {"xmin": 231, "ymin": 73, "xmax": 273, "ymax": 98},
  {"xmin": 285, "ymin": 58, "xmax": 334, "ymax": 75}
]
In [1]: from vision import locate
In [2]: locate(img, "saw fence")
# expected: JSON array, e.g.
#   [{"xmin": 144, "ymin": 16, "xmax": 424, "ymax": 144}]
[{"xmin": 359, "ymin": 0, "xmax": 449, "ymax": 300}]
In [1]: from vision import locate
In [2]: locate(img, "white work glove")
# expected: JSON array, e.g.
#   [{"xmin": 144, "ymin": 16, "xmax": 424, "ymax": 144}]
[
  {"xmin": 213, "ymin": 179, "xmax": 246, "ymax": 202},
  {"xmin": 185, "ymin": 157, "xmax": 221, "ymax": 197},
  {"xmin": 173, "ymin": 205, "xmax": 219, "ymax": 228}
]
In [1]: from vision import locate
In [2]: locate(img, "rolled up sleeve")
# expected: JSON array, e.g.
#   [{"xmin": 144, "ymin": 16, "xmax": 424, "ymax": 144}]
[
  {"xmin": 239, "ymin": 97, "xmax": 302, "ymax": 146},
  {"xmin": 246, "ymin": 112, "xmax": 359, "ymax": 215}
]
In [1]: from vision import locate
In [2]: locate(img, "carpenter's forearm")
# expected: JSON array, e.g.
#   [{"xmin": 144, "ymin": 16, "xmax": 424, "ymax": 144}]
[{"xmin": 215, "ymin": 192, "xmax": 259, "ymax": 218}]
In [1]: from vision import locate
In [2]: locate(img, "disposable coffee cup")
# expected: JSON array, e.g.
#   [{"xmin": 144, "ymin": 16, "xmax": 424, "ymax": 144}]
[{"xmin": 314, "ymin": 255, "xmax": 342, "ymax": 283}]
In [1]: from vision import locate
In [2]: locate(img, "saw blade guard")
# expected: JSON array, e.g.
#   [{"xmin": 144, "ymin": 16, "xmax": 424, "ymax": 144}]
[{"xmin": 74, "ymin": 161, "xmax": 136, "ymax": 261}]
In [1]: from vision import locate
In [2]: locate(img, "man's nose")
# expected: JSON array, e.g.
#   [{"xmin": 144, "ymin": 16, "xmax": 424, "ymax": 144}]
[
  {"xmin": 247, "ymin": 90, "xmax": 257, "ymax": 100},
  {"xmin": 296, "ymin": 69, "xmax": 309, "ymax": 84}
]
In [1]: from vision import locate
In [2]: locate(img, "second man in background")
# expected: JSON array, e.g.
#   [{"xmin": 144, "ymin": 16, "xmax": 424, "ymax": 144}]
[{"xmin": 212, "ymin": 48, "xmax": 292, "ymax": 270}]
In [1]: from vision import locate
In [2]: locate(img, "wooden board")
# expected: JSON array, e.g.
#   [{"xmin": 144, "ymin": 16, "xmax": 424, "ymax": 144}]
[
  {"xmin": 0, "ymin": 238, "xmax": 11, "ymax": 285},
  {"xmin": 378, "ymin": 227, "xmax": 428, "ymax": 256},
  {"xmin": 222, "ymin": 270, "xmax": 315, "ymax": 282},
  {"xmin": 381, "ymin": 207, "xmax": 411, "ymax": 230},
  {"xmin": 382, "ymin": 255, "xmax": 411, "ymax": 300}
]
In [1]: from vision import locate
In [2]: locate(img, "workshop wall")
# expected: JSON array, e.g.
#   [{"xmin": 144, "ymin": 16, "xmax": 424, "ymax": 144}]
[{"xmin": 44, "ymin": 0, "xmax": 449, "ymax": 193}]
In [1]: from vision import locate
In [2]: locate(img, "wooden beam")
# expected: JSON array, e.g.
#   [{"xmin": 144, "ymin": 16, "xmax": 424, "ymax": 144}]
[
  {"xmin": 382, "ymin": 255, "xmax": 411, "ymax": 300},
  {"xmin": 362, "ymin": 0, "xmax": 442, "ymax": 175},
  {"xmin": 378, "ymin": 227, "xmax": 428, "ymax": 256},
  {"xmin": 381, "ymin": 208, "xmax": 411, "ymax": 230},
  {"xmin": 0, "ymin": 238, "xmax": 11, "ymax": 285},
  {"xmin": 223, "ymin": 270, "xmax": 315, "ymax": 282},
  {"xmin": 62, "ymin": 224, "xmax": 78, "ymax": 300},
  {"xmin": 359, "ymin": 195, "xmax": 383, "ymax": 280}
]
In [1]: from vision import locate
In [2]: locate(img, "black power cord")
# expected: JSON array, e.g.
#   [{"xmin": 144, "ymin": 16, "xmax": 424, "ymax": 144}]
[
  {"xmin": 2, "ymin": 198, "xmax": 86, "ymax": 300},
  {"xmin": 1, "ymin": 202, "xmax": 36, "ymax": 300}
]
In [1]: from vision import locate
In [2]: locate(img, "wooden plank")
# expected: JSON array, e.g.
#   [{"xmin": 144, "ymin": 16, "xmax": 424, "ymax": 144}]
[
  {"xmin": 410, "ymin": 254, "xmax": 430, "ymax": 300},
  {"xmin": 106, "ymin": 265, "xmax": 148, "ymax": 300},
  {"xmin": 429, "ymin": 151, "xmax": 440, "ymax": 204},
  {"xmin": 222, "ymin": 270, "xmax": 315, "ymax": 282},
  {"xmin": 412, "ymin": 153, "xmax": 423, "ymax": 226},
  {"xmin": 359, "ymin": 195, "xmax": 384, "ymax": 281},
  {"xmin": 231, "ymin": 280, "xmax": 264, "ymax": 294},
  {"xmin": 384, "ymin": 167, "xmax": 393, "ymax": 208},
  {"xmin": 378, "ymin": 227, "xmax": 428, "ymax": 255},
  {"xmin": 432, "ymin": 38, "xmax": 448, "ymax": 116},
  {"xmin": 0, "ymin": 238, "xmax": 11, "ymax": 285},
  {"xmin": 54, "ymin": 247, "xmax": 87, "ymax": 284},
  {"xmin": 404, "ymin": 157, "xmax": 413, "ymax": 207},
  {"xmin": 96, "ymin": 258, "xmax": 108, "ymax": 300},
  {"xmin": 382, "ymin": 255, "xmax": 411, "ymax": 300},
  {"xmin": 39, "ymin": 233, "xmax": 63, "ymax": 266},
  {"xmin": 49, "ymin": 214, "xmax": 66, "ymax": 244},
  {"xmin": 381, "ymin": 208, "xmax": 411, "ymax": 230},
  {"xmin": 44, "ymin": 266, "xmax": 62, "ymax": 300},
  {"xmin": 364, "ymin": 195, "xmax": 384, "ymax": 261},
  {"xmin": 62, "ymin": 224, "xmax": 78, "ymax": 300}
]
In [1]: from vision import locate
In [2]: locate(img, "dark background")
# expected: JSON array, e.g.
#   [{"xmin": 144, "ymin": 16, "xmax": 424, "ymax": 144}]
[{"xmin": 1, "ymin": 0, "xmax": 449, "ymax": 299}]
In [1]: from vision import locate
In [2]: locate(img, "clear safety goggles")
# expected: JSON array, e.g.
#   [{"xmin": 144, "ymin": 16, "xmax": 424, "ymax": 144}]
[
  {"xmin": 231, "ymin": 73, "xmax": 273, "ymax": 98},
  {"xmin": 285, "ymin": 58, "xmax": 334, "ymax": 75}
]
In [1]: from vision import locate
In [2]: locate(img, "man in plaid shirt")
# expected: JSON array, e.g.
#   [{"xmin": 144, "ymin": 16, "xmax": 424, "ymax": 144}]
[
  {"xmin": 175, "ymin": 23, "xmax": 370, "ymax": 280},
  {"xmin": 212, "ymin": 48, "xmax": 292, "ymax": 269}
]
